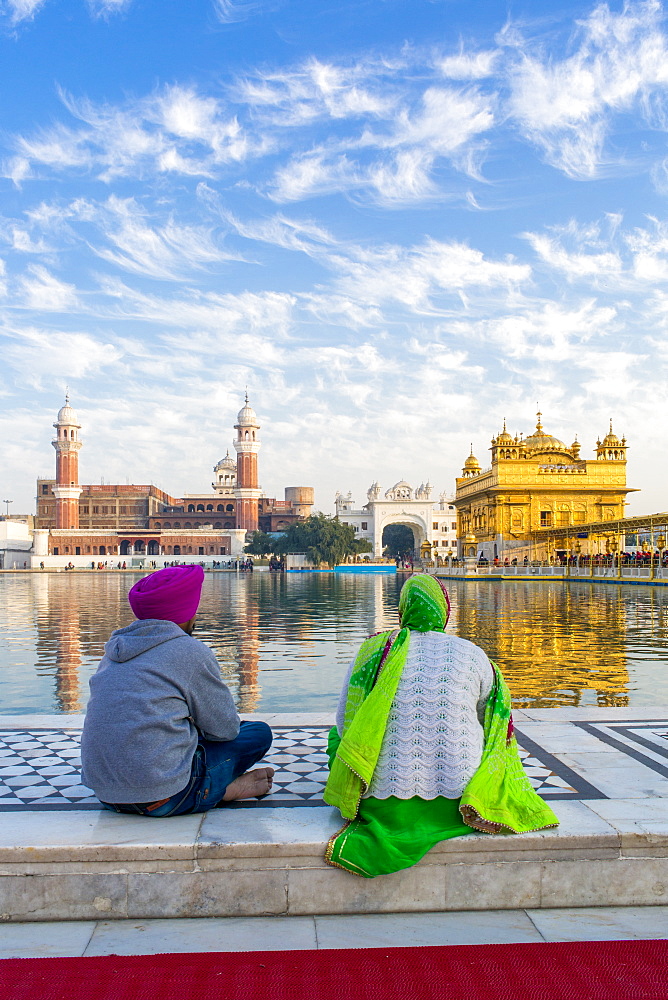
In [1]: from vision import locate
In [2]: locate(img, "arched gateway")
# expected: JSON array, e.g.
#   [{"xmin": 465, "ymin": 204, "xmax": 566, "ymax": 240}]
[{"xmin": 335, "ymin": 481, "xmax": 458, "ymax": 561}]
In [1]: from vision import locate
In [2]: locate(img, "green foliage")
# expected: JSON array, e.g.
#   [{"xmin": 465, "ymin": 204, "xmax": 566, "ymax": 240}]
[
  {"xmin": 382, "ymin": 523, "xmax": 415, "ymax": 559},
  {"xmin": 273, "ymin": 513, "xmax": 372, "ymax": 567},
  {"xmin": 244, "ymin": 531, "xmax": 276, "ymax": 555}
]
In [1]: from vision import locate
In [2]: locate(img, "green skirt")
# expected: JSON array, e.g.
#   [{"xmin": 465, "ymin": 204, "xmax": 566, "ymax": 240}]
[{"xmin": 326, "ymin": 795, "xmax": 472, "ymax": 878}]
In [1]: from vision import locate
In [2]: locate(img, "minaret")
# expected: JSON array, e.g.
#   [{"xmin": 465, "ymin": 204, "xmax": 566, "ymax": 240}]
[
  {"xmin": 233, "ymin": 393, "xmax": 261, "ymax": 533},
  {"xmin": 52, "ymin": 393, "xmax": 82, "ymax": 529}
]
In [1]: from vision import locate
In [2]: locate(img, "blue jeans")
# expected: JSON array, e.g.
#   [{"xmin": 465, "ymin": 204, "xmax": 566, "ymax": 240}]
[{"xmin": 102, "ymin": 720, "xmax": 273, "ymax": 817}]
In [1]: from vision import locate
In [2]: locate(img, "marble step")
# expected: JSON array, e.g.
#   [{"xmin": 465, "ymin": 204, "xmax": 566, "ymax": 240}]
[{"xmin": 2, "ymin": 797, "xmax": 668, "ymax": 921}]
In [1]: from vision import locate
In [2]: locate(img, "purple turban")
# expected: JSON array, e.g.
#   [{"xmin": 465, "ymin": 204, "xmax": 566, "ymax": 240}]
[{"xmin": 128, "ymin": 565, "xmax": 204, "ymax": 624}]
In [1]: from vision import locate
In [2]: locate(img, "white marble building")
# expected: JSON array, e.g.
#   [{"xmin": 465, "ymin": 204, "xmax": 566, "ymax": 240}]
[
  {"xmin": 0, "ymin": 519, "xmax": 33, "ymax": 569},
  {"xmin": 335, "ymin": 482, "xmax": 458, "ymax": 560}
]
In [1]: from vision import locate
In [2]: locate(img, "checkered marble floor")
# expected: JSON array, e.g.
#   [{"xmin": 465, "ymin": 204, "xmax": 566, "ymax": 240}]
[{"xmin": 0, "ymin": 725, "xmax": 595, "ymax": 811}]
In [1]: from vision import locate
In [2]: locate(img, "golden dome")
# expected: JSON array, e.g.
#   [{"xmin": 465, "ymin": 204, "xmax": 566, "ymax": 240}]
[
  {"xmin": 601, "ymin": 419, "xmax": 621, "ymax": 447},
  {"xmin": 496, "ymin": 418, "xmax": 513, "ymax": 444},
  {"xmin": 464, "ymin": 447, "xmax": 480, "ymax": 469},
  {"xmin": 523, "ymin": 411, "xmax": 567, "ymax": 453}
]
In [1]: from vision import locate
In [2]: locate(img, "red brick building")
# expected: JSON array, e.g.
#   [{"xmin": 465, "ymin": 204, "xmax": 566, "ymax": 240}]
[{"xmin": 35, "ymin": 395, "xmax": 314, "ymax": 563}]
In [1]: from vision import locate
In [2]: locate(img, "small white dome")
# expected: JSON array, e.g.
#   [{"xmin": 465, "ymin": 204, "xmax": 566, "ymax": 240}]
[
  {"xmin": 236, "ymin": 394, "xmax": 259, "ymax": 426},
  {"xmin": 56, "ymin": 395, "xmax": 80, "ymax": 426},
  {"xmin": 215, "ymin": 450, "xmax": 236, "ymax": 470}
]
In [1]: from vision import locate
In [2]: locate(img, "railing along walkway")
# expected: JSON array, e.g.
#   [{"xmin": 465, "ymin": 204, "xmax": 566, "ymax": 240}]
[{"xmin": 432, "ymin": 563, "xmax": 668, "ymax": 582}]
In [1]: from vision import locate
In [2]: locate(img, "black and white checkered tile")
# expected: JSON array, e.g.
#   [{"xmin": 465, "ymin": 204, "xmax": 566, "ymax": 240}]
[{"xmin": 0, "ymin": 725, "xmax": 593, "ymax": 811}]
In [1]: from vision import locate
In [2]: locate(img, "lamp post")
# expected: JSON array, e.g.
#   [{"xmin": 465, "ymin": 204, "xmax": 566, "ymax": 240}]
[
  {"xmin": 575, "ymin": 540, "xmax": 581, "ymax": 575},
  {"xmin": 658, "ymin": 535, "xmax": 666, "ymax": 580},
  {"xmin": 2, "ymin": 500, "xmax": 12, "ymax": 518}
]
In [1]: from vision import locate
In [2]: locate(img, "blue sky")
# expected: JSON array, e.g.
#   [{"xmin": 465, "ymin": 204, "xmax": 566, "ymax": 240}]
[{"xmin": 0, "ymin": 0, "xmax": 666, "ymax": 514}]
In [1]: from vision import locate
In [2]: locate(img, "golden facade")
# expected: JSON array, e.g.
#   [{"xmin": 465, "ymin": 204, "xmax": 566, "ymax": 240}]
[{"xmin": 455, "ymin": 413, "xmax": 637, "ymax": 561}]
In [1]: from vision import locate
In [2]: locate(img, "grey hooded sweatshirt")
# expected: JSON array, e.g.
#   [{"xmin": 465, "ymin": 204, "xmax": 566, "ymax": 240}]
[{"xmin": 81, "ymin": 619, "xmax": 240, "ymax": 804}]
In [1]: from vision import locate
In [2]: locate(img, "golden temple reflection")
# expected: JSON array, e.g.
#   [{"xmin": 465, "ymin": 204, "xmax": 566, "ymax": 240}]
[{"xmin": 451, "ymin": 580, "xmax": 630, "ymax": 708}]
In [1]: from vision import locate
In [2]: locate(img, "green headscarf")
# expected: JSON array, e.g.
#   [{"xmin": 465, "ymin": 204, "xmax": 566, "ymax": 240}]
[
  {"xmin": 325, "ymin": 574, "xmax": 448, "ymax": 817},
  {"xmin": 398, "ymin": 572, "xmax": 450, "ymax": 631}
]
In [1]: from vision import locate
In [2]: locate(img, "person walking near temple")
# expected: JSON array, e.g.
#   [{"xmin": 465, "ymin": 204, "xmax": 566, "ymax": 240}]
[{"xmin": 81, "ymin": 565, "xmax": 273, "ymax": 816}]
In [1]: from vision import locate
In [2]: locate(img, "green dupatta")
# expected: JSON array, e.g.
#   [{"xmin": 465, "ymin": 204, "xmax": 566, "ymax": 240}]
[{"xmin": 324, "ymin": 574, "xmax": 558, "ymax": 877}]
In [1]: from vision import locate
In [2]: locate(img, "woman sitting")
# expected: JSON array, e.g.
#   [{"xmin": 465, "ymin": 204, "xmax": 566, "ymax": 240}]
[{"xmin": 324, "ymin": 573, "xmax": 557, "ymax": 878}]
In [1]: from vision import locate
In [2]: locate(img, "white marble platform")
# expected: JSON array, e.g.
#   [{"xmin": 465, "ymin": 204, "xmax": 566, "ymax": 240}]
[{"xmin": 3, "ymin": 710, "xmax": 668, "ymax": 921}]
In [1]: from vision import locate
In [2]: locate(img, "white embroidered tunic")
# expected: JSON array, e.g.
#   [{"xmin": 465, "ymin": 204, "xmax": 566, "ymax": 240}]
[{"xmin": 336, "ymin": 631, "xmax": 494, "ymax": 800}]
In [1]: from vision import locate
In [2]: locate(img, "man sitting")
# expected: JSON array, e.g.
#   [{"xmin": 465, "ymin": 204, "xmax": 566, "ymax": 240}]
[{"xmin": 81, "ymin": 565, "xmax": 273, "ymax": 816}]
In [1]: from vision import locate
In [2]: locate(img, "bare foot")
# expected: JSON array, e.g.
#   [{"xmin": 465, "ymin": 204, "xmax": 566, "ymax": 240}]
[{"xmin": 222, "ymin": 767, "xmax": 275, "ymax": 802}]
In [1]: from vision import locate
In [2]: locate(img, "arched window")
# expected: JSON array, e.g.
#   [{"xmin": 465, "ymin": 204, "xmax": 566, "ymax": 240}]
[
  {"xmin": 188, "ymin": 504, "xmax": 195, "ymax": 512},
  {"xmin": 245, "ymin": 430, "xmax": 249, "ymax": 440},
  {"xmin": 165, "ymin": 546, "xmax": 172, "ymax": 554},
  {"xmin": 70, "ymin": 429, "xmax": 75, "ymax": 439},
  {"xmin": 154, "ymin": 521, "xmax": 161, "ymax": 529},
  {"xmin": 217, "ymin": 504, "xmax": 224, "ymax": 512},
  {"xmin": 65, "ymin": 546, "xmax": 70, "ymax": 553},
  {"xmin": 187, "ymin": 546, "xmax": 192, "ymax": 554},
  {"xmin": 197, "ymin": 504, "xmax": 204, "ymax": 512},
  {"xmin": 224, "ymin": 521, "xmax": 233, "ymax": 529},
  {"xmin": 206, "ymin": 504, "xmax": 213, "ymax": 511},
  {"xmin": 173, "ymin": 545, "xmax": 181, "ymax": 555},
  {"xmin": 209, "ymin": 546, "xmax": 214, "ymax": 553},
  {"xmin": 214, "ymin": 521, "xmax": 222, "ymax": 528},
  {"xmin": 252, "ymin": 431, "xmax": 255, "ymax": 440},
  {"xmin": 184, "ymin": 521, "xmax": 192, "ymax": 529},
  {"xmin": 93, "ymin": 547, "xmax": 98, "ymax": 555},
  {"xmin": 100, "ymin": 546, "xmax": 106, "ymax": 555},
  {"xmin": 226, "ymin": 504, "xmax": 234, "ymax": 512},
  {"xmin": 173, "ymin": 522, "xmax": 181, "ymax": 529}
]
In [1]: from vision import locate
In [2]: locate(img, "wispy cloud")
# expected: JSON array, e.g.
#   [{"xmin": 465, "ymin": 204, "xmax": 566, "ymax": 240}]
[
  {"xmin": 19, "ymin": 264, "xmax": 80, "ymax": 311},
  {"xmin": 1, "ymin": 0, "xmax": 46, "ymax": 23},
  {"xmin": 213, "ymin": 0, "xmax": 273, "ymax": 24},
  {"xmin": 6, "ymin": 83, "xmax": 267, "ymax": 184},
  {"xmin": 505, "ymin": 0, "xmax": 668, "ymax": 178},
  {"xmin": 328, "ymin": 238, "xmax": 531, "ymax": 311},
  {"xmin": 76, "ymin": 195, "xmax": 239, "ymax": 280},
  {"xmin": 1, "ymin": 322, "xmax": 122, "ymax": 385},
  {"xmin": 1, "ymin": 0, "xmax": 132, "ymax": 23}
]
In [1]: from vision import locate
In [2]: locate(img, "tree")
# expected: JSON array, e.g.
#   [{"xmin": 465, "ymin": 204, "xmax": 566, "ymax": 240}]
[
  {"xmin": 244, "ymin": 531, "xmax": 276, "ymax": 556},
  {"xmin": 273, "ymin": 513, "xmax": 371, "ymax": 567}
]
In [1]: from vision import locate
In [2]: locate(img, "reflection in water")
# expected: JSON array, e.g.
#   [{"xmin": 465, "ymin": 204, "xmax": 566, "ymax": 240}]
[{"xmin": 1, "ymin": 572, "xmax": 667, "ymax": 714}]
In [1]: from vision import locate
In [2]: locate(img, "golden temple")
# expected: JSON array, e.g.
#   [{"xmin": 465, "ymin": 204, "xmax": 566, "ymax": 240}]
[{"xmin": 454, "ymin": 412, "xmax": 637, "ymax": 562}]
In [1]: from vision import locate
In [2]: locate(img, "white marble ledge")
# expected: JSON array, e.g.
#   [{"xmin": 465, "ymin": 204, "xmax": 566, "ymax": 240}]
[
  {"xmin": 196, "ymin": 801, "xmax": 620, "ymax": 862},
  {"xmin": 0, "ymin": 801, "xmax": 625, "ymax": 870},
  {"xmin": 0, "ymin": 810, "xmax": 204, "ymax": 863}
]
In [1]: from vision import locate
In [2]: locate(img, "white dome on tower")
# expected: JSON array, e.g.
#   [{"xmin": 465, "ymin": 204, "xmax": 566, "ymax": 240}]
[
  {"xmin": 215, "ymin": 450, "xmax": 236, "ymax": 471},
  {"xmin": 55, "ymin": 393, "xmax": 80, "ymax": 427},
  {"xmin": 236, "ymin": 393, "xmax": 259, "ymax": 427}
]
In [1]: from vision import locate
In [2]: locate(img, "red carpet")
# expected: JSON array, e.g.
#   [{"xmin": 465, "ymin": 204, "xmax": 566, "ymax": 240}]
[{"xmin": 1, "ymin": 939, "xmax": 667, "ymax": 1000}]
